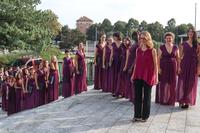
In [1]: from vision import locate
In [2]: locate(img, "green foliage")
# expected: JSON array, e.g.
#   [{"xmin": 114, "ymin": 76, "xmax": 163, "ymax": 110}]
[
  {"xmin": 59, "ymin": 25, "xmax": 86, "ymax": 49},
  {"xmin": 113, "ymin": 21, "xmax": 127, "ymax": 36},
  {"xmin": 153, "ymin": 40, "xmax": 161, "ymax": 50},
  {"xmin": 126, "ymin": 18, "xmax": 139, "ymax": 36},
  {"xmin": 147, "ymin": 21, "xmax": 164, "ymax": 42},
  {"xmin": 40, "ymin": 47, "xmax": 64, "ymax": 61},
  {"xmin": 0, "ymin": 0, "xmax": 61, "ymax": 53},
  {"xmin": 0, "ymin": 51, "xmax": 34, "ymax": 67},
  {"xmin": 86, "ymin": 24, "xmax": 100, "ymax": 41},
  {"xmin": 99, "ymin": 19, "xmax": 113, "ymax": 34}
]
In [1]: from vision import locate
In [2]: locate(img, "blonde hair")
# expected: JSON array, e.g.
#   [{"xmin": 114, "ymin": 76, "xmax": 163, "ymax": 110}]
[
  {"xmin": 51, "ymin": 55, "xmax": 58, "ymax": 70},
  {"xmin": 140, "ymin": 31, "xmax": 154, "ymax": 49}
]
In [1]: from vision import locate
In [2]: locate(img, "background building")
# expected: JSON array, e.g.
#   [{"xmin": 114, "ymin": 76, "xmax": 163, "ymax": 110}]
[{"xmin": 76, "ymin": 16, "xmax": 93, "ymax": 34}]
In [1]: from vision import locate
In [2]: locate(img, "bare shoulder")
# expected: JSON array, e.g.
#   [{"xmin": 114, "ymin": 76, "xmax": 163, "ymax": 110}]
[{"xmin": 152, "ymin": 48, "xmax": 157, "ymax": 54}]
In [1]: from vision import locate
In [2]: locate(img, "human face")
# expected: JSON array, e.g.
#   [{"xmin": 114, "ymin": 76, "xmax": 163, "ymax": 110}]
[
  {"xmin": 188, "ymin": 29, "xmax": 194, "ymax": 39},
  {"xmin": 78, "ymin": 43, "xmax": 84, "ymax": 50},
  {"xmin": 101, "ymin": 35, "xmax": 106, "ymax": 42},
  {"xmin": 51, "ymin": 56, "xmax": 57, "ymax": 63},
  {"xmin": 165, "ymin": 36, "xmax": 173, "ymax": 44},
  {"xmin": 44, "ymin": 61, "xmax": 49, "ymax": 67},
  {"xmin": 25, "ymin": 69, "xmax": 29, "ymax": 75},
  {"xmin": 139, "ymin": 34, "xmax": 146, "ymax": 45},
  {"xmin": 113, "ymin": 36, "xmax": 118, "ymax": 42},
  {"xmin": 30, "ymin": 68, "xmax": 34, "ymax": 75},
  {"xmin": 107, "ymin": 38, "xmax": 113, "ymax": 45},
  {"xmin": 39, "ymin": 62, "xmax": 43, "ymax": 69}
]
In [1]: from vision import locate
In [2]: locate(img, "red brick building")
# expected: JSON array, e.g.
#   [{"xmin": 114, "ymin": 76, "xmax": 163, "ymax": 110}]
[{"xmin": 76, "ymin": 16, "xmax": 93, "ymax": 34}]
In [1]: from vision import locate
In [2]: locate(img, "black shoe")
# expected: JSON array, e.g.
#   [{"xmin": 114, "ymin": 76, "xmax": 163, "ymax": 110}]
[
  {"xmin": 181, "ymin": 104, "xmax": 189, "ymax": 109},
  {"xmin": 141, "ymin": 118, "xmax": 148, "ymax": 122},
  {"xmin": 184, "ymin": 104, "xmax": 189, "ymax": 109},
  {"xmin": 132, "ymin": 117, "xmax": 141, "ymax": 122}
]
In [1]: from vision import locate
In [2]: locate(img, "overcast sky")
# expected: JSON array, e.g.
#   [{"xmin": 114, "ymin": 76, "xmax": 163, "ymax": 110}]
[{"xmin": 38, "ymin": 0, "xmax": 199, "ymax": 30}]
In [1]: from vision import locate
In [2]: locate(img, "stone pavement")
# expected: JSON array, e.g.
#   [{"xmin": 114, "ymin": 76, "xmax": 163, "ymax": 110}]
[{"xmin": 0, "ymin": 84, "xmax": 200, "ymax": 133}]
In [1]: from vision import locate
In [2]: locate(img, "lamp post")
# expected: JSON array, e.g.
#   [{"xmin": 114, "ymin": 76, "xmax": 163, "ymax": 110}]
[
  {"xmin": 195, "ymin": 3, "xmax": 197, "ymax": 29},
  {"xmin": 95, "ymin": 26, "xmax": 97, "ymax": 42}
]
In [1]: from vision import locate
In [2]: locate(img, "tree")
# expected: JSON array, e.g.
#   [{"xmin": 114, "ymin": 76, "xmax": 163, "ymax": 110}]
[
  {"xmin": 175, "ymin": 24, "xmax": 188, "ymax": 43},
  {"xmin": 59, "ymin": 26, "xmax": 86, "ymax": 49},
  {"xmin": 113, "ymin": 21, "xmax": 127, "ymax": 36},
  {"xmin": 86, "ymin": 24, "xmax": 100, "ymax": 41},
  {"xmin": 165, "ymin": 18, "xmax": 176, "ymax": 33},
  {"xmin": 139, "ymin": 20, "xmax": 148, "ymax": 31},
  {"xmin": 59, "ymin": 25, "xmax": 70, "ymax": 49},
  {"xmin": 99, "ymin": 18, "xmax": 112, "ymax": 34},
  {"xmin": 70, "ymin": 29, "xmax": 86, "ymax": 48},
  {"xmin": 0, "ymin": 0, "xmax": 61, "ymax": 53},
  {"xmin": 41, "ymin": 10, "xmax": 62, "ymax": 37},
  {"xmin": 126, "ymin": 18, "xmax": 139, "ymax": 36},
  {"xmin": 147, "ymin": 21, "xmax": 164, "ymax": 42}
]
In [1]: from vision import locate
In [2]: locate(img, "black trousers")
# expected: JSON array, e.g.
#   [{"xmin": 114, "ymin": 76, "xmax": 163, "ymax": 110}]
[{"xmin": 134, "ymin": 79, "xmax": 152, "ymax": 119}]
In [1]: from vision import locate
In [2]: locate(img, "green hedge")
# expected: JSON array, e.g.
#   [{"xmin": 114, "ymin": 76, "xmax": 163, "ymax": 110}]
[
  {"xmin": 0, "ymin": 51, "xmax": 34, "ymax": 67},
  {"xmin": 0, "ymin": 47, "xmax": 64, "ymax": 67},
  {"xmin": 40, "ymin": 47, "xmax": 64, "ymax": 61}
]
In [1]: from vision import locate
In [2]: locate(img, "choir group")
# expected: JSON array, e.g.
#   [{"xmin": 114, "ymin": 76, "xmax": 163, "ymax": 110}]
[
  {"xmin": 0, "ymin": 43, "xmax": 87, "ymax": 115},
  {"xmin": 94, "ymin": 27, "xmax": 200, "ymax": 122},
  {"xmin": 0, "ymin": 27, "xmax": 199, "ymax": 123}
]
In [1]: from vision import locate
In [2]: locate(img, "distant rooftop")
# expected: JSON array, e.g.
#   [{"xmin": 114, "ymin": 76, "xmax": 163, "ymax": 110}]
[{"xmin": 76, "ymin": 16, "xmax": 93, "ymax": 22}]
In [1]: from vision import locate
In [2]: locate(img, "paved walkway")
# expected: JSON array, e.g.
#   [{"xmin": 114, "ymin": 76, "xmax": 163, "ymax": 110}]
[{"xmin": 0, "ymin": 84, "xmax": 200, "ymax": 133}]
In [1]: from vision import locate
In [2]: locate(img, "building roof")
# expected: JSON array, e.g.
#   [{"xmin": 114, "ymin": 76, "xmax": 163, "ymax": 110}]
[
  {"xmin": 76, "ymin": 16, "xmax": 93, "ymax": 22},
  {"xmin": 178, "ymin": 30, "xmax": 200, "ymax": 37}
]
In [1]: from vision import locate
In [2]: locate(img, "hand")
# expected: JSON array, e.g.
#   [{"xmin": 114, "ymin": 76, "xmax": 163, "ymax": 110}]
[
  {"xmin": 177, "ymin": 68, "xmax": 181, "ymax": 74},
  {"xmin": 36, "ymin": 86, "xmax": 39, "ymax": 90},
  {"xmin": 103, "ymin": 65, "xmax": 105, "ymax": 69},
  {"xmin": 76, "ymin": 71, "xmax": 80, "ymax": 75},
  {"xmin": 109, "ymin": 61, "xmax": 112, "ymax": 67},
  {"xmin": 158, "ymin": 68, "xmax": 161, "ymax": 74},
  {"xmin": 155, "ymin": 77, "xmax": 159, "ymax": 85},
  {"xmin": 197, "ymin": 68, "xmax": 200, "ymax": 76},
  {"xmin": 123, "ymin": 67, "xmax": 127, "ymax": 72},
  {"xmin": 130, "ymin": 78, "xmax": 134, "ymax": 83},
  {"xmin": 94, "ymin": 62, "xmax": 97, "ymax": 66}
]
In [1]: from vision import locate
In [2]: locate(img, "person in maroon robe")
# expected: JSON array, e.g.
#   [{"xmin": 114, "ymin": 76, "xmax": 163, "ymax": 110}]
[
  {"xmin": 75, "ymin": 42, "xmax": 87, "ymax": 94},
  {"xmin": 94, "ymin": 33, "xmax": 106, "ymax": 90},
  {"xmin": 35, "ymin": 62, "xmax": 46, "ymax": 106},
  {"xmin": 112, "ymin": 32, "xmax": 122, "ymax": 96},
  {"xmin": 49, "ymin": 56, "xmax": 59, "ymax": 101},
  {"xmin": 102, "ymin": 37, "xmax": 113, "ymax": 92},
  {"xmin": 126, "ymin": 31, "xmax": 140, "ymax": 103},
  {"xmin": 34, "ymin": 63, "xmax": 42, "ymax": 107},
  {"xmin": 14, "ymin": 71, "xmax": 25, "ymax": 112},
  {"xmin": 156, "ymin": 32, "xmax": 179, "ymax": 106},
  {"xmin": 23, "ymin": 68, "xmax": 35, "ymax": 109},
  {"xmin": 116, "ymin": 37, "xmax": 131, "ymax": 98},
  {"xmin": 1, "ymin": 77, "xmax": 9, "ymax": 111},
  {"xmin": 43, "ymin": 60, "xmax": 49, "ymax": 103},
  {"xmin": 7, "ymin": 76, "xmax": 16, "ymax": 115},
  {"xmin": 177, "ymin": 27, "xmax": 199, "ymax": 109},
  {"xmin": 62, "ymin": 49, "xmax": 75, "ymax": 98}
]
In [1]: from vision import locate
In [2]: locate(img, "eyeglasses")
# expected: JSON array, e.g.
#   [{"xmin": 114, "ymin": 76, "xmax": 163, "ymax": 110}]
[{"xmin": 140, "ymin": 37, "xmax": 146, "ymax": 40}]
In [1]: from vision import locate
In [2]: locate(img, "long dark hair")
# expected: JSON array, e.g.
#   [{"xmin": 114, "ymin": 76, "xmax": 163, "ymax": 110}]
[
  {"xmin": 188, "ymin": 27, "xmax": 198, "ymax": 48},
  {"xmin": 125, "ymin": 37, "xmax": 132, "ymax": 48},
  {"xmin": 132, "ymin": 31, "xmax": 139, "ymax": 43},
  {"xmin": 98, "ymin": 32, "xmax": 106, "ymax": 44},
  {"xmin": 113, "ymin": 32, "xmax": 122, "ymax": 41}
]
